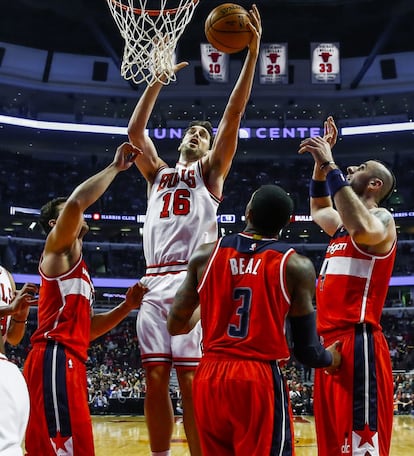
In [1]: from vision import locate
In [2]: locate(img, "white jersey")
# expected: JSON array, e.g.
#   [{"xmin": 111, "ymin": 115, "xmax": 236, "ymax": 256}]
[
  {"xmin": 143, "ymin": 160, "xmax": 220, "ymax": 274},
  {"xmin": 0, "ymin": 353, "xmax": 30, "ymax": 456},
  {"xmin": 0, "ymin": 265, "xmax": 13, "ymax": 342}
]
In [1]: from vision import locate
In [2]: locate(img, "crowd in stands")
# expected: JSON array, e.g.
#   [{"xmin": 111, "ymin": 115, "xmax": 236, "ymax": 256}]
[
  {"xmin": 3, "ymin": 148, "xmax": 414, "ymax": 280},
  {"xmin": 394, "ymin": 372, "xmax": 414, "ymax": 416},
  {"xmin": 3, "ymin": 238, "xmax": 414, "ymax": 283},
  {"xmin": 1, "ymin": 149, "xmax": 414, "ymax": 233}
]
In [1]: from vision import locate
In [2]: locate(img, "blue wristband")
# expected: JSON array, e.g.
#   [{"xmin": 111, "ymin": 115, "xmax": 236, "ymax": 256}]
[
  {"xmin": 326, "ymin": 169, "xmax": 350, "ymax": 196},
  {"xmin": 309, "ymin": 179, "xmax": 329, "ymax": 198}
]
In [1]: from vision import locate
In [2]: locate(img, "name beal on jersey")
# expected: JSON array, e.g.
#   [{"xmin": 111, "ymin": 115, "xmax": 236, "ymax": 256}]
[{"xmin": 229, "ymin": 257, "xmax": 262, "ymax": 276}]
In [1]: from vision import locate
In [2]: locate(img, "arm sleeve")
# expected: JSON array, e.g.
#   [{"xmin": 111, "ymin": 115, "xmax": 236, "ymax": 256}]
[{"xmin": 289, "ymin": 312, "xmax": 333, "ymax": 368}]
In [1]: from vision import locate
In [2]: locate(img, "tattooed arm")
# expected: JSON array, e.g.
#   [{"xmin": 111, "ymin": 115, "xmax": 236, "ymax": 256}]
[{"xmin": 335, "ymin": 189, "xmax": 396, "ymax": 254}]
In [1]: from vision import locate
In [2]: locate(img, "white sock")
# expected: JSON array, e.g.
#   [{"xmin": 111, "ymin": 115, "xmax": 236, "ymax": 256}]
[{"xmin": 151, "ymin": 451, "xmax": 171, "ymax": 456}]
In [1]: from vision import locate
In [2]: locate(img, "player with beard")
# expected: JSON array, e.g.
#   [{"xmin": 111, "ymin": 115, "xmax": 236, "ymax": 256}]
[{"xmin": 299, "ymin": 117, "xmax": 397, "ymax": 456}]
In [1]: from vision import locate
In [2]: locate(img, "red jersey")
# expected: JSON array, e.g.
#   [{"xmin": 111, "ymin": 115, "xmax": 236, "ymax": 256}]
[
  {"xmin": 316, "ymin": 226, "xmax": 396, "ymax": 336},
  {"xmin": 197, "ymin": 232, "xmax": 294, "ymax": 361},
  {"xmin": 30, "ymin": 255, "xmax": 94, "ymax": 361}
]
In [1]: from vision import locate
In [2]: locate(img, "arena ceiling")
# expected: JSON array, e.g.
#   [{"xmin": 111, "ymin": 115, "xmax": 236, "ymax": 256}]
[
  {"xmin": 1, "ymin": 0, "xmax": 413, "ymax": 64},
  {"xmin": 0, "ymin": 1, "xmax": 413, "ymax": 170},
  {"xmin": 0, "ymin": 0, "xmax": 413, "ymax": 138}
]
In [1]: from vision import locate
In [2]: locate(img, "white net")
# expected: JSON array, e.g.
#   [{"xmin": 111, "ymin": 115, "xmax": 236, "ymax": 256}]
[{"xmin": 106, "ymin": 0, "xmax": 200, "ymax": 86}]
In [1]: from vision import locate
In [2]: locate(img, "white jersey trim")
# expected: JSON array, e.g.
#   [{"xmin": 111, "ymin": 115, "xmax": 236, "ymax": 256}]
[
  {"xmin": 145, "ymin": 262, "xmax": 188, "ymax": 275},
  {"xmin": 280, "ymin": 248, "xmax": 294, "ymax": 305},
  {"xmin": 39, "ymin": 254, "xmax": 83, "ymax": 281},
  {"xmin": 321, "ymin": 256, "xmax": 374, "ymax": 279}
]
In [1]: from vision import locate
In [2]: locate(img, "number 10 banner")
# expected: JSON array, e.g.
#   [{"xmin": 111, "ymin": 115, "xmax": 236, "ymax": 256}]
[
  {"xmin": 311, "ymin": 42, "xmax": 341, "ymax": 84},
  {"xmin": 200, "ymin": 43, "xmax": 229, "ymax": 83},
  {"xmin": 259, "ymin": 43, "xmax": 288, "ymax": 84}
]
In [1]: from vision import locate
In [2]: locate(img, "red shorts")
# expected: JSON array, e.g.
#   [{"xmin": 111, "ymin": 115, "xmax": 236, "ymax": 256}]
[
  {"xmin": 23, "ymin": 342, "xmax": 95, "ymax": 456},
  {"xmin": 313, "ymin": 325, "xmax": 394, "ymax": 456},
  {"xmin": 193, "ymin": 357, "xmax": 295, "ymax": 455}
]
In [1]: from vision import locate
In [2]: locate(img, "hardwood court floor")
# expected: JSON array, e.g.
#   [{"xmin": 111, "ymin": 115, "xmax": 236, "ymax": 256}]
[{"xmin": 92, "ymin": 414, "xmax": 414, "ymax": 455}]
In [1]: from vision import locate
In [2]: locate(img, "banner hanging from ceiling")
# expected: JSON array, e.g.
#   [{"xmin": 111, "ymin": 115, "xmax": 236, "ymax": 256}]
[
  {"xmin": 311, "ymin": 42, "xmax": 341, "ymax": 84},
  {"xmin": 259, "ymin": 43, "xmax": 288, "ymax": 84},
  {"xmin": 200, "ymin": 43, "xmax": 229, "ymax": 83}
]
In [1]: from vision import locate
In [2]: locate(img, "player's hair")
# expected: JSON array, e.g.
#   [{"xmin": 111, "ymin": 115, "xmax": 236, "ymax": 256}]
[
  {"xmin": 183, "ymin": 121, "xmax": 214, "ymax": 148},
  {"xmin": 38, "ymin": 197, "xmax": 68, "ymax": 235},
  {"xmin": 250, "ymin": 185, "xmax": 294, "ymax": 235}
]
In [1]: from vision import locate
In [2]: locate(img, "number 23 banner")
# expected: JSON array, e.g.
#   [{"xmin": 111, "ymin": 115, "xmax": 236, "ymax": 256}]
[
  {"xmin": 200, "ymin": 43, "xmax": 229, "ymax": 83},
  {"xmin": 311, "ymin": 42, "xmax": 341, "ymax": 84},
  {"xmin": 259, "ymin": 43, "xmax": 288, "ymax": 85}
]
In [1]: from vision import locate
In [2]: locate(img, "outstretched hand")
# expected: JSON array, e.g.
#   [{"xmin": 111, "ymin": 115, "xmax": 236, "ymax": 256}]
[
  {"xmin": 172, "ymin": 61, "xmax": 189, "ymax": 74},
  {"xmin": 323, "ymin": 116, "xmax": 338, "ymax": 149},
  {"xmin": 247, "ymin": 4, "xmax": 262, "ymax": 54},
  {"xmin": 10, "ymin": 282, "xmax": 38, "ymax": 320},
  {"xmin": 113, "ymin": 142, "xmax": 142, "ymax": 170},
  {"xmin": 298, "ymin": 136, "xmax": 335, "ymax": 170},
  {"xmin": 298, "ymin": 116, "xmax": 338, "ymax": 172},
  {"xmin": 123, "ymin": 281, "xmax": 149, "ymax": 312},
  {"xmin": 157, "ymin": 61, "xmax": 189, "ymax": 83}
]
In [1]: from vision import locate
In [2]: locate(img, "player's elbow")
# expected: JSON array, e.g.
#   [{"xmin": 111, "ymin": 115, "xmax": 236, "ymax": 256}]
[
  {"xmin": 167, "ymin": 315, "xmax": 187, "ymax": 336},
  {"xmin": 127, "ymin": 123, "xmax": 146, "ymax": 147},
  {"xmin": 293, "ymin": 345, "xmax": 332, "ymax": 369},
  {"xmin": 290, "ymin": 312, "xmax": 332, "ymax": 368},
  {"xmin": 6, "ymin": 334, "xmax": 23, "ymax": 346},
  {"xmin": 350, "ymin": 227, "xmax": 384, "ymax": 246},
  {"xmin": 167, "ymin": 325, "xmax": 188, "ymax": 336},
  {"xmin": 167, "ymin": 323, "xmax": 178, "ymax": 336}
]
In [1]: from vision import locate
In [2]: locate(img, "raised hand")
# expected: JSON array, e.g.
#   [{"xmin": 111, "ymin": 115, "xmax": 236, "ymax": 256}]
[{"xmin": 323, "ymin": 116, "xmax": 338, "ymax": 149}]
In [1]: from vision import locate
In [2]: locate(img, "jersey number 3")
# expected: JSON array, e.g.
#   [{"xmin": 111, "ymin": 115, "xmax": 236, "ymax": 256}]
[{"xmin": 228, "ymin": 287, "xmax": 252, "ymax": 339}]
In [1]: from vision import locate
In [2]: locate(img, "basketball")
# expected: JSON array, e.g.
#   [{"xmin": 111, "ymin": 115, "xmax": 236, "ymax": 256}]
[{"xmin": 205, "ymin": 3, "xmax": 252, "ymax": 54}]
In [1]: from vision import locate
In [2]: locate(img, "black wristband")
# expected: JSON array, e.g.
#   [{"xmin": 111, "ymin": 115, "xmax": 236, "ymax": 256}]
[
  {"xmin": 290, "ymin": 312, "xmax": 333, "ymax": 368},
  {"xmin": 326, "ymin": 168, "xmax": 350, "ymax": 197},
  {"xmin": 12, "ymin": 317, "xmax": 27, "ymax": 324},
  {"xmin": 309, "ymin": 179, "xmax": 329, "ymax": 198},
  {"xmin": 320, "ymin": 161, "xmax": 335, "ymax": 170}
]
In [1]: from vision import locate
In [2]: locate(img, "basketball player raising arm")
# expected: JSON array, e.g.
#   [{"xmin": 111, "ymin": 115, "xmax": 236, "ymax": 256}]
[
  {"xmin": 128, "ymin": 4, "xmax": 262, "ymax": 197},
  {"xmin": 23, "ymin": 142, "xmax": 149, "ymax": 456},
  {"xmin": 127, "ymin": 5, "xmax": 262, "ymax": 456},
  {"xmin": 0, "ymin": 266, "xmax": 37, "ymax": 345},
  {"xmin": 298, "ymin": 116, "xmax": 397, "ymax": 456}
]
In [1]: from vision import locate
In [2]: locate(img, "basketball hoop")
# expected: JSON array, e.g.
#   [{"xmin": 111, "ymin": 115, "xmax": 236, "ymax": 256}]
[{"xmin": 106, "ymin": 0, "xmax": 200, "ymax": 86}]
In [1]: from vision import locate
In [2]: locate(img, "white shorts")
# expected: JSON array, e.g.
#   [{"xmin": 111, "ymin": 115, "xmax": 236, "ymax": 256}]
[
  {"xmin": 137, "ymin": 272, "xmax": 202, "ymax": 369},
  {"xmin": 0, "ymin": 354, "xmax": 30, "ymax": 456}
]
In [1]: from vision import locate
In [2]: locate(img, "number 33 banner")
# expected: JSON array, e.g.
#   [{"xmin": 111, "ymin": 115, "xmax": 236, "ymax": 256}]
[
  {"xmin": 259, "ymin": 43, "xmax": 288, "ymax": 85},
  {"xmin": 311, "ymin": 42, "xmax": 341, "ymax": 84},
  {"xmin": 200, "ymin": 44, "xmax": 229, "ymax": 83}
]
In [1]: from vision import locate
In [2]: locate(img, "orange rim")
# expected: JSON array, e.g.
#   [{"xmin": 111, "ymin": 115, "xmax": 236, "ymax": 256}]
[{"xmin": 110, "ymin": 0, "xmax": 199, "ymax": 16}]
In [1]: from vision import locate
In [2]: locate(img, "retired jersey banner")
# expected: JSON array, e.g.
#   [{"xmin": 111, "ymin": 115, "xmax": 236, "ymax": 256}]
[
  {"xmin": 259, "ymin": 43, "xmax": 288, "ymax": 84},
  {"xmin": 311, "ymin": 42, "xmax": 341, "ymax": 84},
  {"xmin": 200, "ymin": 43, "xmax": 229, "ymax": 83}
]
